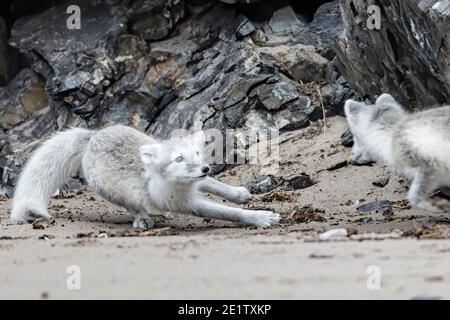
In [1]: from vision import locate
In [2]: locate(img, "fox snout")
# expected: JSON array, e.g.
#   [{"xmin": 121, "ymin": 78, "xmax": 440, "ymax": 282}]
[
  {"xmin": 197, "ymin": 164, "xmax": 210, "ymax": 178},
  {"xmin": 201, "ymin": 165, "xmax": 210, "ymax": 174},
  {"xmin": 182, "ymin": 163, "xmax": 211, "ymax": 180}
]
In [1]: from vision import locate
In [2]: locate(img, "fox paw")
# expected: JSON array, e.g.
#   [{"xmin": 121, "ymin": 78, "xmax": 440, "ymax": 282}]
[
  {"xmin": 133, "ymin": 216, "xmax": 155, "ymax": 229},
  {"xmin": 416, "ymin": 199, "xmax": 450, "ymax": 213},
  {"xmin": 430, "ymin": 198, "xmax": 450, "ymax": 213},
  {"xmin": 10, "ymin": 208, "xmax": 52, "ymax": 223},
  {"xmin": 233, "ymin": 187, "xmax": 252, "ymax": 204},
  {"xmin": 246, "ymin": 210, "xmax": 280, "ymax": 228}
]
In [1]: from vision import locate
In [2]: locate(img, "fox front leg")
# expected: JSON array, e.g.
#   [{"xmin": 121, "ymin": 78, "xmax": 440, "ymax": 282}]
[
  {"xmin": 189, "ymin": 199, "xmax": 280, "ymax": 228},
  {"xmin": 197, "ymin": 177, "xmax": 251, "ymax": 204}
]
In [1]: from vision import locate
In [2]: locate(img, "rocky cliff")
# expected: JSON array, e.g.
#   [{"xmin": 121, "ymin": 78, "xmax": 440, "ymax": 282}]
[
  {"xmin": 336, "ymin": 0, "xmax": 450, "ymax": 109},
  {"xmin": 1, "ymin": 0, "xmax": 449, "ymax": 196},
  {"xmin": 0, "ymin": 0, "xmax": 354, "ymax": 195}
]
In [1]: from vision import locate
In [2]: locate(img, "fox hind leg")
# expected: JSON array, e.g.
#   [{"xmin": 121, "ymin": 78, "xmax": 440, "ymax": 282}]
[
  {"xmin": 408, "ymin": 169, "xmax": 445, "ymax": 212},
  {"xmin": 10, "ymin": 204, "xmax": 52, "ymax": 222}
]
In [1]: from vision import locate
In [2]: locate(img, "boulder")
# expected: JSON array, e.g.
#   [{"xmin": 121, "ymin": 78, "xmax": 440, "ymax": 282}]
[
  {"xmin": 0, "ymin": 68, "xmax": 49, "ymax": 128},
  {"xmin": 285, "ymin": 173, "xmax": 316, "ymax": 190},
  {"xmin": 0, "ymin": 68, "xmax": 56, "ymax": 195},
  {"xmin": 9, "ymin": 2, "xmax": 128, "ymax": 102},
  {"xmin": 128, "ymin": 0, "xmax": 185, "ymax": 41},
  {"xmin": 258, "ymin": 44, "xmax": 329, "ymax": 83},
  {"xmin": 336, "ymin": 0, "xmax": 450, "ymax": 109},
  {"xmin": 246, "ymin": 175, "xmax": 284, "ymax": 194}
]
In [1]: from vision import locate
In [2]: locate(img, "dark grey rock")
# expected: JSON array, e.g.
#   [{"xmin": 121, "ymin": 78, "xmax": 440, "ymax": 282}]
[
  {"xmin": 0, "ymin": 68, "xmax": 49, "ymax": 129},
  {"xmin": 0, "ymin": 69, "xmax": 57, "ymax": 194},
  {"xmin": 143, "ymin": 7, "xmax": 321, "ymax": 138},
  {"xmin": 434, "ymin": 187, "xmax": 450, "ymax": 201},
  {"xmin": 268, "ymin": 6, "xmax": 304, "ymax": 34},
  {"xmin": 0, "ymin": 0, "xmax": 351, "ymax": 191},
  {"xmin": 235, "ymin": 15, "xmax": 256, "ymax": 39},
  {"xmin": 336, "ymin": 0, "xmax": 450, "ymax": 109},
  {"xmin": 357, "ymin": 200, "xmax": 392, "ymax": 214},
  {"xmin": 340, "ymin": 129, "xmax": 353, "ymax": 147},
  {"xmin": 349, "ymin": 161, "xmax": 374, "ymax": 167},
  {"xmin": 246, "ymin": 175, "xmax": 284, "ymax": 194},
  {"xmin": 326, "ymin": 160, "xmax": 348, "ymax": 171},
  {"xmin": 254, "ymin": 1, "xmax": 343, "ymax": 57},
  {"xmin": 251, "ymin": 81, "xmax": 302, "ymax": 111},
  {"xmin": 258, "ymin": 44, "xmax": 329, "ymax": 83},
  {"xmin": 128, "ymin": 0, "xmax": 185, "ymax": 41},
  {"xmin": 10, "ymin": 2, "xmax": 127, "ymax": 96},
  {"xmin": 285, "ymin": 173, "xmax": 316, "ymax": 191},
  {"xmin": 372, "ymin": 176, "xmax": 390, "ymax": 188},
  {"xmin": 320, "ymin": 63, "xmax": 361, "ymax": 116},
  {"xmin": 300, "ymin": 0, "xmax": 344, "ymax": 54}
]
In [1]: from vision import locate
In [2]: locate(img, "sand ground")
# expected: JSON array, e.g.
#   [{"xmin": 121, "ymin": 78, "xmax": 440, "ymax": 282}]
[{"xmin": 1, "ymin": 117, "xmax": 449, "ymax": 299}]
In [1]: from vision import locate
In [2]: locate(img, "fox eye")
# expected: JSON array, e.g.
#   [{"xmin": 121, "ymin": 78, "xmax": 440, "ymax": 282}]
[
  {"xmin": 174, "ymin": 156, "xmax": 184, "ymax": 163},
  {"xmin": 196, "ymin": 151, "xmax": 200, "ymax": 156}
]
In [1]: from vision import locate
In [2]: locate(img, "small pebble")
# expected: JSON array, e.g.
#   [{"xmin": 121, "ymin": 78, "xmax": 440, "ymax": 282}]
[
  {"xmin": 319, "ymin": 228, "xmax": 348, "ymax": 241},
  {"xmin": 362, "ymin": 217, "xmax": 373, "ymax": 223}
]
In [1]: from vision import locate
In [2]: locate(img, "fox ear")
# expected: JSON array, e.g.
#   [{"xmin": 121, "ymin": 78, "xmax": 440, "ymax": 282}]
[
  {"xmin": 344, "ymin": 100, "xmax": 366, "ymax": 121},
  {"xmin": 376, "ymin": 93, "xmax": 402, "ymax": 107},
  {"xmin": 140, "ymin": 144, "xmax": 162, "ymax": 164}
]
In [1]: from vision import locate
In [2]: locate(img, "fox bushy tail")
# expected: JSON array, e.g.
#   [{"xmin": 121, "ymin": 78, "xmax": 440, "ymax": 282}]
[{"xmin": 11, "ymin": 128, "xmax": 94, "ymax": 221}]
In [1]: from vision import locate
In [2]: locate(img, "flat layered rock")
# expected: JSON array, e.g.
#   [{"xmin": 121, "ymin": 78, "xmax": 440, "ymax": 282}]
[{"xmin": 336, "ymin": 0, "xmax": 450, "ymax": 109}]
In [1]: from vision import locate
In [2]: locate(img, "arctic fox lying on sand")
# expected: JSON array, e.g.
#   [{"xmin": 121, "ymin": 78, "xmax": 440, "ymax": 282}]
[
  {"xmin": 11, "ymin": 125, "xmax": 280, "ymax": 228},
  {"xmin": 345, "ymin": 93, "xmax": 450, "ymax": 212}
]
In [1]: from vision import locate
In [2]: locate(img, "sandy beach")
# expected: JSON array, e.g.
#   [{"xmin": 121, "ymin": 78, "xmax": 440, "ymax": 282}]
[{"xmin": 1, "ymin": 117, "xmax": 449, "ymax": 299}]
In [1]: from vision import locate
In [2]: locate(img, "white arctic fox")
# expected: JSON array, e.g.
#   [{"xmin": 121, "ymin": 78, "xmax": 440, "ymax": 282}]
[
  {"xmin": 344, "ymin": 93, "xmax": 450, "ymax": 212},
  {"xmin": 11, "ymin": 125, "xmax": 280, "ymax": 228}
]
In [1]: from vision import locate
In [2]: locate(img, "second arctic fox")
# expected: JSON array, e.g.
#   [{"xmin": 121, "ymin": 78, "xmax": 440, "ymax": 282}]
[
  {"xmin": 344, "ymin": 93, "xmax": 450, "ymax": 212},
  {"xmin": 11, "ymin": 125, "xmax": 280, "ymax": 228}
]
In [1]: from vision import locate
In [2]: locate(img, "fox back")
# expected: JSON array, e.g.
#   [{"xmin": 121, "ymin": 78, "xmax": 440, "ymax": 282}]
[{"xmin": 82, "ymin": 126, "xmax": 210, "ymax": 213}]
